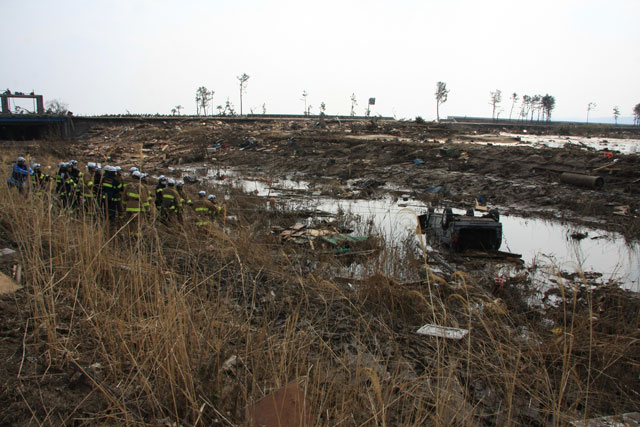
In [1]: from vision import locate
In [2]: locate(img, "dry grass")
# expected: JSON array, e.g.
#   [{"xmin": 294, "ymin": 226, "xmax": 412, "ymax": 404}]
[{"xmin": 0, "ymin": 154, "xmax": 639, "ymax": 426}]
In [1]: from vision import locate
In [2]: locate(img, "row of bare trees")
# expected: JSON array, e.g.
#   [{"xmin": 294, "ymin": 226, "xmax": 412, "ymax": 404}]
[
  {"xmin": 495, "ymin": 92, "xmax": 557, "ymax": 122},
  {"xmin": 186, "ymin": 85, "xmax": 361, "ymax": 117},
  {"xmin": 434, "ymin": 83, "xmax": 637, "ymax": 125},
  {"xmin": 298, "ymin": 92, "xmax": 365, "ymax": 117},
  {"xmin": 433, "ymin": 83, "xmax": 556, "ymax": 123},
  {"xmin": 514, "ymin": 93, "xmax": 556, "ymax": 122},
  {"xmin": 585, "ymin": 103, "xmax": 640, "ymax": 125},
  {"xmin": 186, "ymin": 74, "xmax": 251, "ymax": 117},
  {"xmin": 612, "ymin": 104, "xmax": 640, "ymax": 126}
]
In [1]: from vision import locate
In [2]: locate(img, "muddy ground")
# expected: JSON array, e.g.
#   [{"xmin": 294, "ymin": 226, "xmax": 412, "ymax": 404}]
[
  {"xmin": 1, "ymin": 118, "xmax": 640, "ymax": 425},
  {"xmin": 64, "ymin": 117, "xmax": 640, "ymax": 237}
]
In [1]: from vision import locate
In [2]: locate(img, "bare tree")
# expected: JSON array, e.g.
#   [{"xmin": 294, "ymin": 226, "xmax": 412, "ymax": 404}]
[
  {"xmin": 489, "ymin": 90, "xmax": 502, "ymax": 121},
  {"xmin": 541, "ymin": 95, "xmax": 556, "ymax": 122},
  {"xmin": 301, "ymin": 90, "xmax": 309, "ymax": 115},
  {"xmin": 224, "ymin": 98, "xmax": 236, "ymax": 116},
  {"xmin": 195, "ymin": 86, "xmax": 214, "ymax": 115},
  {"xmin": 45, "ymin": 99, "xmax": 69, "ymax": 115},
  {"xmin": 634, "ymin": 103, "xmax": 640, "ymax": 126},
  {"xmin": 434, "ymin": 82, "xmax": 449, "ymax": 122},
  {"xmin": 508, "ymin": 93, "xmax": 518, "ymax": 120},
  {"xmin": 350, "ymin": 93, "xmax": 357, "ymax": 116},
  {"xmin": 237, "ymin": 73, "xmax": 250, "ymax": 116},
  {"xmin": 262, "ymin": 103, "xmax": 267, "ymax": 114},
  {"xmin": 613, "ymin": 106, "xmax": 620, "ymax": 125},
  {"xmin": 519, "ymin": 95, "xmax": 531, "ymax": 121},
  {"xmin": 587, "ymin": 102, "xmax": 597, "ymax": 123},
  {"xmin": 320, "ymin": 102, "xmax": 326, "ymax": 113},
  {"xmin": 530, "ymin": 95, "xmax": 541, "ymax": 121},
  {"xmin": 175, "ymin": 105, "xmax": 183, "ymax": 115}
]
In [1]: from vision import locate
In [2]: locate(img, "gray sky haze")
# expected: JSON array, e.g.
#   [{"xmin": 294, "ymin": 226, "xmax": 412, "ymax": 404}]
[{"xmin": 1, "ymin": 0, "xmax": 639, "ymax": 121}]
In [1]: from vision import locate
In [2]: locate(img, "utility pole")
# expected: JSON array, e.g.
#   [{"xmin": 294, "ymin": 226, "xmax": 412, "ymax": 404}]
[{"xmin": 587, "ymin": 102, "xmax": 596, "ymax": 123}]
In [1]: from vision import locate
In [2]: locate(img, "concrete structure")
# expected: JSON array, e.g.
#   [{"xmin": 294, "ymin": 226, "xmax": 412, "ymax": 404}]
[
  {"xmin": 1, "ymin": 92, "xmax": 45, "ymax": 115},
  {"xmin": 0, "ymin": 115, "xmax": 73, "ymax": 139}
]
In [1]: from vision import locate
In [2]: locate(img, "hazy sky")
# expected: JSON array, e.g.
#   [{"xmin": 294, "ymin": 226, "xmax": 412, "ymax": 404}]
[{"xmin": 1, "ymin": 0, "xmax": 639, "ymax": 121}]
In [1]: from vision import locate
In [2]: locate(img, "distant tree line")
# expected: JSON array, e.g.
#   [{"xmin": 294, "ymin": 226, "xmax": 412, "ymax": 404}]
[
  {"xmin": 513, "ymin": 93, "xmax": 556, "ymax": 122},
  {"xmin": 431, "ymin": 83, "xmax": 557, "ymax": 123},
  {"xmin": 177, "ymin": 77, "xmax": 638, "ymax": 123}
]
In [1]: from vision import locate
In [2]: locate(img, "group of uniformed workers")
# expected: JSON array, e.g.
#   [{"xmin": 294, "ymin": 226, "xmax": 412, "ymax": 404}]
[{"xmin": 7, "ymin": 156, "xmax": 224, "ymax": 228}]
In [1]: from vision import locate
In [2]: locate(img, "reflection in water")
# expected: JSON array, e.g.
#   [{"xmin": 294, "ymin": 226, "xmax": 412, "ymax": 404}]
[
  {"xmin": 181, "ymin": 166, "xmax": 640, "ymax": 291},
  {"xmin": 500, "ymin": 216, "xmax": 639, "ymax": 291},
  {"xmin": 316, "ymin": 199, "xmax": 639, "ymax": 292},
  {"xmin": 500, "ymin": 134, "xmax": 640, "ymax": 154}
]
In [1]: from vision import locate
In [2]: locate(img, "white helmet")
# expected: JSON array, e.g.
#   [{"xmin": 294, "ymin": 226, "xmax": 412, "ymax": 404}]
[
  {"xmin": 87, "ymin": 162, "xmax": 97, "ymax": 169},
  {"xmin": 69, "ymin": 160, "xmax": 78, "ymax": 166},
  {"xmin": 115, "ymin": 166, "xmax": 122, "ymax": 172},
  {"xmin": 198, "ymin": 190, "xmax": 206, "ymax": 197},
  {"xmin": 158, "ymin": 175, "xmax": 166, "ymax": 181},
  {"xmin": 17, "ymin": 156, "xmax": 26, "ymax": 164},
  {"xmin": 207, "ymin": 194, "xmax": 216, "ymax": 201},
  {"xmin": 131, "ymin": 170, "xmax": 142, "ymax": 178},
  {"xmin": 58, "ymin": 162, "xmax": 66, "ymax": 168},
  {"xmin": 168, "ymin": 178, "xmax": 176, "ymax": 186},
  {"xmin": 177, "ymin": 180, "xmax": 184, "ymax": 187},
  {"xmin": 32, "ymin": 163, "xmax": 41, "ymax": 168},
  {"xmin": 129, "ymin": 166, "xmax": 138, "ymax": 173},
  {"xmin": 105, "ymin": 165, "xmax": 117, "ymax": 172}
]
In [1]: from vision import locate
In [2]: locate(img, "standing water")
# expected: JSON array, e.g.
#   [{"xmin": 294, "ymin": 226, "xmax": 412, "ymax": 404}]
[{"xmin": 185, "ymin": 167, "xmax": 640, "ymax": 291}]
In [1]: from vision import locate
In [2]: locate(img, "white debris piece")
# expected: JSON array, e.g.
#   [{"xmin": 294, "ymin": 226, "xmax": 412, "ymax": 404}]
[
  {"xmin": 569, "ymin": 412, "xmax": 640, "ymax": 427},
  {"xmin": 0, "ymin": 248, "xmax": 17, "ymax": 257},
  {"xmin": 222, "ymin": 355, "xmax": 237, "ymax": 372},
  {"xmin": 416, "ymin": 324, "xmax": 469, "ymax": 340}
]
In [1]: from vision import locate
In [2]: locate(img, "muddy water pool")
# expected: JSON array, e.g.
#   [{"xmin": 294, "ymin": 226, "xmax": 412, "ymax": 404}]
[
  {"xmin": 494, "ymin": 133, "xmax": 640, "ymax": 154},
  {"xmin": 180, "ymin": 167, "xmax": 640, "ymax": 291},
  {"xmin": 312, "ymin": 197, "xmax": 639, "ymax": 291}
]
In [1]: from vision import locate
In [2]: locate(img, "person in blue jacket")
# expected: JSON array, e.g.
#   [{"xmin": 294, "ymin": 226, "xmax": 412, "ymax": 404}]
[{"xmin": 7, "ymin": 156, "xmax": 32, "ymax": 193}]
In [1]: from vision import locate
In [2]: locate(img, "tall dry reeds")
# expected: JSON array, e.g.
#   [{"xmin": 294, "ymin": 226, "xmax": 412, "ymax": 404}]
[{"xmin": 0, "ymin": 158, "xmax": 639, "ymax": 426}]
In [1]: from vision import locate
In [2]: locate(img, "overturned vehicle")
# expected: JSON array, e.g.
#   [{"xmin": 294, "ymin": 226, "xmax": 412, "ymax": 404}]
[{"xmin": 418, "ymin": 207, "xmax": 502, "ymax": 251}]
